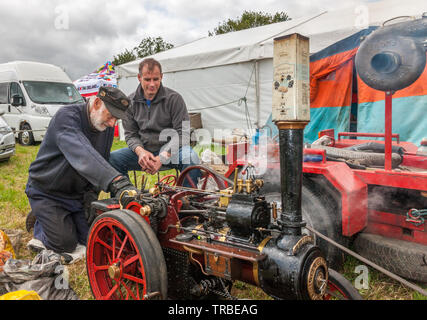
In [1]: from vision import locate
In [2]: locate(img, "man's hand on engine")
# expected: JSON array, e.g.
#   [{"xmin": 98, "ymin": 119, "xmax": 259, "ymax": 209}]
[{"xmin": 109, "ymin": 176, "xmax": 138, "ymax": 198}]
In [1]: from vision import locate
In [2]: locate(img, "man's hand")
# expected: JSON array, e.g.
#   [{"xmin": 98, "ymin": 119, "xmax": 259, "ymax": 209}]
[
  {"xmin": 135, "ymin": 146, "xmax": 157, "ymax": 172},
  {"xmin": 147, "ymin": 151, "xmax": 171, "ymax": 175},
  {"xmin": 109, "ymin": 176, "xmax": 138, "ymax": 198},
  {"xmin": 135, "ymin": 147, "xmax": 170, "ymax": 175},
  {"xmin": 145, "ymin": 156, "xmax": 162, "ymax": 175}
]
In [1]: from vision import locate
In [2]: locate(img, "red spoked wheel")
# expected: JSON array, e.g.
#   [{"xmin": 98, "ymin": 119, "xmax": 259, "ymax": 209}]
[
  {"xmin": 176, "ymin": 165, "xmax": 231, "ymax": 191},
  {"xmin": 159, "ymin": 174, "xmax": 177, "ymax": 186},
  {"xmin": 86, "ymin": 209, "xmax": 167, "ymax": 300},
  {"xmin": 324, "ymin": 269, "xmax": 363, "ymax": 300}
]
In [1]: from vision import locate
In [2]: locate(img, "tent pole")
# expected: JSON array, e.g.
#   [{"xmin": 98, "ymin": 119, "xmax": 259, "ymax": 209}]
[{"xmin": 255, "ymin": 60, "xmax": 261, "ymax": 129}]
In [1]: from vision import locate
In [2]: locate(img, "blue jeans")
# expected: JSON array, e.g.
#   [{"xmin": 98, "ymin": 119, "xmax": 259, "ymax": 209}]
[{"xmin": 109, "ymin": 146, "xmax": 201, "ymax": 188}]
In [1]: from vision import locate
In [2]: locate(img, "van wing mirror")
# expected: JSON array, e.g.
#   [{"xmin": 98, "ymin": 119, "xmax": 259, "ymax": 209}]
[{"xmin": 11, "ymin": 94, "xmax": 24, "ymax": 107}]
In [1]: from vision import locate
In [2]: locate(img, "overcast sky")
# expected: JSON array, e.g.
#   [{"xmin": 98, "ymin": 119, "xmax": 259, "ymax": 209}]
[{"xmin": 0, "ymin": 0, "xmax": 380, "ymax": 80}]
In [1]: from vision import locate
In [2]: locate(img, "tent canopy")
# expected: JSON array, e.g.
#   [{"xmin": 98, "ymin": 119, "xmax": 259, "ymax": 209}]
[
  {"xmin": 117, "ymin": 0, "xmax": 426, "ymax": 144},
  {"xmin": 118, "ymin": 0, "xmax": 423, "ymax": 77}
]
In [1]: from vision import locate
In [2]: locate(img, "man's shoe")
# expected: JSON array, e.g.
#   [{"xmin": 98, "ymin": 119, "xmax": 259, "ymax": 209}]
[
  {"xmin": 60, "ymin": 244, "xmax": 86, "ymax": 265},
  {"xmin": 27, "ymin": 238, "xmax": 46, "ymax": 253},
  {"xmin": 25, "ymin": 210, "xmax": 36, "ymax": 233}
]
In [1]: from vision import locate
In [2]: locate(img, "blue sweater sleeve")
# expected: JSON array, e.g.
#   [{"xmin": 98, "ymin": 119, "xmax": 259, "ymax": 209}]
[{"xmin": 53, "ymin": 111, "xmax": 120, "ymax": 192}]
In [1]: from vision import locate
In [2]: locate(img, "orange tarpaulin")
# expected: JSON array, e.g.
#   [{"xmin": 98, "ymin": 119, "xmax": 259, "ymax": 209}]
[{"xmin": 310, "ymin": 48, "xmax": 357, "ymax": 109}]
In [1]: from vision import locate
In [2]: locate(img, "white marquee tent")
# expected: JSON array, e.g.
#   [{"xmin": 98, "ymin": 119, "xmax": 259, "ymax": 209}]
[{"xmin": 117, "ymin": 0, "xmax": 425, "ymax": 137}]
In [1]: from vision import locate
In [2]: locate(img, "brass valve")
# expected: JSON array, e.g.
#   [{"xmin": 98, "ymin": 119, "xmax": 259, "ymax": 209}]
[
  {"xmin": 246, "ymin": 179, "xmax": 253, "ymax": 194},
  {"xmin": 235, "ymin": 178, "xmax": 265, "ymax": 194},
  {"xmin": 219, "ymin": 188, "xmax": 233, "ymax": 208},
  {"xmin": 119, "ymin": 189, "xmax": 138, "ymax": 210},
  {"xmin": 272, "ymin": 201, "xmax": 278, "ymax": 221},
  {"xmin": 149, "ymin": 186, "xmax": 160, "ymax": 196},
  {"xmin": 237, "ymin": 179, "xmax": 244, "ymax": 194},
  {"xmin": 255, "ymin": 179, "xmax": 264, "ymax": 189},
  {"xmin": 140, "ymin": 205, "xmax": 152, "ymax": 216}
]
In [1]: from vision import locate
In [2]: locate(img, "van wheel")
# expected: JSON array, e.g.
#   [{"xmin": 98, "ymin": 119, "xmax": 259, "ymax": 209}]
[{"xmin": 18, "ymin": 123, "xmax": 35, "ymax": 146}]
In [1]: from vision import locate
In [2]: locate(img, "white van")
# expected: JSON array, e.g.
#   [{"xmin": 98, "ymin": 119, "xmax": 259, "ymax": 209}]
[{"xmin": 0, "ymin": 61, "xmax": 84, "ymax": 145}]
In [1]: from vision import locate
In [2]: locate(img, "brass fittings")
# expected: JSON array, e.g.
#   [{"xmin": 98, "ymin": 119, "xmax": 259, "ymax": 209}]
[{"xmin": 236, "ymin": 178, "xmax": 264, "ymax": 194}]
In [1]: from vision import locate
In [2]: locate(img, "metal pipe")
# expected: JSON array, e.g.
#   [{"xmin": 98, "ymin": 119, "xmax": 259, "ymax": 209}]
[
  {"xmin": 163, "ymin": 185, "xmax": 232, "ymax": 197},
  {"xmin": 255, "ymin": 60, "xmax": 261, "ymax": 128},
  {"xmin": 278, "ymin": 126, "xmax": 305, "ymax": 235},
  {"xmin": 179, "ymin": 209, "xmax": 226, "ymax": 219},
  {"xmin": 271, "ymin": 34, "xmax": 310, "ymax": 237},
  {"xmin": 384, "ymin": 92, "xmax": 393, "ymax": 171},
  {"xmin": 190, "ymin": 203, "xmax": 227, "ymax": 212},
  {"xmin": 168, "ymin": 225, "xmax": 259, "ymax": 251},
  {"xmin": 233, "ymin": 168, "xmax": 238, "ymax": 194},
  {"xmin": 338, "ymin": 132, "xmax": 400, "ymax": 144}
]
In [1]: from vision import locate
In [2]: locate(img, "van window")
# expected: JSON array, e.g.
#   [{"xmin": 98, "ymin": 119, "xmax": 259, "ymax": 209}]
[
  {"xmin": 9, "ymin": 82, "xmax": 26, "ymax": 106},
  {"xmin": 23, "ymin": 81, "xmax": 84, "ymax": 105},
  {"xmin": 0, "ymin": 83, "xmax": 8, "ymax": 104}
]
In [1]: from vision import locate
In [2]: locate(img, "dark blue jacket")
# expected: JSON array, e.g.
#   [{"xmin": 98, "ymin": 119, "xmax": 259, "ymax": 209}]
[{"xmin": 27, "ymin": 102, "xmax": 120, "ymax": 200}]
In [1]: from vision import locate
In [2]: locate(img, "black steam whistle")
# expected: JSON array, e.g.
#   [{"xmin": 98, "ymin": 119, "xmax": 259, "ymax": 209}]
[
  {"xmin": 355, "ymin": 14, "xmax": 427, "ymax": 170},
  {"xmin": 257, "ymin": 34, "xmax": 329, "ymax": 300},
  {"xmin": 356, "ymin": 14, "xmax": 427, "ymax": 92}
]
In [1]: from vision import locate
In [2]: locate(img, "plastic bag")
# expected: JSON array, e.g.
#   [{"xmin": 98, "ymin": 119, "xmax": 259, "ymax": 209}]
[
  {"xmin": 0, "ymin": 250, "xmax": 79, "ymax": 300},
  {"xmin": 0, "ymin": 251, "xmax": 13, "ymax": 273},
  {"xmin": 0, "ymin": 230, "xmax": 16, "ymax": 258},
  {"xmin": 0, "ymin": 230, "xmax": 15, "ymax": 272},
  {"xmin": 0, "ymin": 250, "xmax": 60, "ymax": 284},
  {"xmin": 3, "ymin": 229, "xmax": 24, "ymax": 254}
]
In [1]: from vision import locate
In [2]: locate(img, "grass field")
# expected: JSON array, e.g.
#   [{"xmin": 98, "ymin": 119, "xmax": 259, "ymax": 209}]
[{"xmin": 0, "ymin": 139, "xmax": 426, "ymax": 300}]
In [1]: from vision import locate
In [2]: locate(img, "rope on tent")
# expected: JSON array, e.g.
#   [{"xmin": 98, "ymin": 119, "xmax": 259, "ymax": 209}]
[
  {"xmin": 243, "ymin": 63, "xmax": 256, "ymax": 133},
  {"xmin": 189, "ymin": 62, "xmax": 257, "ymax": 133},
  {"xmin": 190, "ymin": 98, "xmax": 243, "ymax": 111}
]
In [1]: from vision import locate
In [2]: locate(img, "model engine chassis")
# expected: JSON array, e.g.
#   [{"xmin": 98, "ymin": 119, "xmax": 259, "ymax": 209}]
[{"xmin": 86, "ymin": 166, "xmax": 361, "ymax": 300}]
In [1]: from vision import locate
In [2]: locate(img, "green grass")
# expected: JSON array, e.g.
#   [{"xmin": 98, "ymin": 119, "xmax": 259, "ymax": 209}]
[
  {"xmin": 1, "ymin": 138, "xmax": 426, "ymax": 300},
  {"xmin": 0, "ymin": 144, "xmax": 38, "ymax": 230},
  {"xmin": 0, "ymin": 139, "xmax": 174, "ymax": 300}
]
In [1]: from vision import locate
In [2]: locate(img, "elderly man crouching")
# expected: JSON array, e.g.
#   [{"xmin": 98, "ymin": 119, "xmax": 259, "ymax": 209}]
[{"xmin": 25, "ymin": 86, "xmax": 137, "ymax": 264}]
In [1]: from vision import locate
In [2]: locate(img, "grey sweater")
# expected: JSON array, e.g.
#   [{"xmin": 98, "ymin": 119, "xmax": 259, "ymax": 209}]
[{"xmin": 123, "ymin": 84, "xmax": 190, "ymax": 155}]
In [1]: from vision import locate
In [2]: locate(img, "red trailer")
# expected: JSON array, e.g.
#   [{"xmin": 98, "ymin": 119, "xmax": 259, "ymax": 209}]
[
  {"xmin": 224, "ymin": 129, "xmax": 426, "ymax": 281},
  {"xmin": 222, "ymin": 16, "xmax": 427, "ymax": 282}
]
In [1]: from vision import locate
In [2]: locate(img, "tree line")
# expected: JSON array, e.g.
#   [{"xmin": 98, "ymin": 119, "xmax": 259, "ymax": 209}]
[{"xmin": 112, "ymin": 10, "xmax": 291, "ymax": 66}]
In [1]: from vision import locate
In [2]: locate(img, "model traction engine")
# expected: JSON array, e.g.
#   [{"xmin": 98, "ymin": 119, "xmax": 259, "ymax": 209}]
[{"xmin": 85, "ymin": 34, "xmax": 361, "ymax": 300}]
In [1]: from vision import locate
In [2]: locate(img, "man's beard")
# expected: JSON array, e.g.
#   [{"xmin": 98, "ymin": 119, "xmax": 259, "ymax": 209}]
[{"xmin": 90, "ymin": 104, "xmax": 107, "ymax": 131}]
